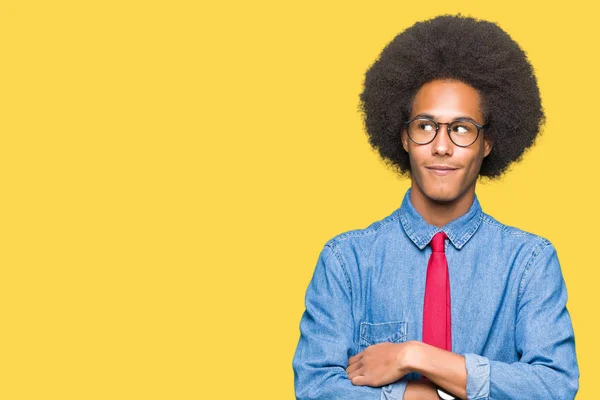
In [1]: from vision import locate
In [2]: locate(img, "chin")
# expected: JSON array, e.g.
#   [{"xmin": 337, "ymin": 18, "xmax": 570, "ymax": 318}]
[
  {"xmin": 425, "ymin": 190, "xmax": 459, "ymax": 204},
  {"xmin": 418, "ymin": 179, "xmax": 459, "ymax": 203}
]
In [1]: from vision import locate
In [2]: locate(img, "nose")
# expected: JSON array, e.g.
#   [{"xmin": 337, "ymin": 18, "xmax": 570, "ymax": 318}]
[{"xmin": 431, "ymin": 123, "xmax": 453, "ymax": 156}]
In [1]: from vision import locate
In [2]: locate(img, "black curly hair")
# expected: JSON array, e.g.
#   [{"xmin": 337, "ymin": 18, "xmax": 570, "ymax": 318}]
[{"xmin": 359, "ymin": 14, "xmax": 544, "ymax": 179}]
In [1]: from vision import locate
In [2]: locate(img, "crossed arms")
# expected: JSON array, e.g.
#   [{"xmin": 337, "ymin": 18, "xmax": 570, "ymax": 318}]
[{"xmin": 292, "ymin": 244, "xmax": 579, "ymax": 399}]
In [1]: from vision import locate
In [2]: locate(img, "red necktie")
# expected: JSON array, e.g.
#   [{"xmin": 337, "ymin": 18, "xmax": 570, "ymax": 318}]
[{"xmin": 422, "ymin": 231, "xmax": 452, "ymax": 351}]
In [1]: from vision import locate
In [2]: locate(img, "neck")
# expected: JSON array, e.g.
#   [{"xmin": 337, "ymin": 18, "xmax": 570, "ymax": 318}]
[{"xmin": 409, "ymin": 184, "xmax": 476, "ymax": 228}]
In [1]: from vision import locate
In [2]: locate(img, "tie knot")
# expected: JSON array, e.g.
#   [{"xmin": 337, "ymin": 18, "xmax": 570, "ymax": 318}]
[{"xmin": 430, "ymin": 232, "xmax": 447, "ymax": 252}]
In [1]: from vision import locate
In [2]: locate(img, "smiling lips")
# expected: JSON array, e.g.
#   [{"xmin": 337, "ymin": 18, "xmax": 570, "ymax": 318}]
[{"xmin": 426, "ymin": 165, "xmax": 459, "ymax": 176}]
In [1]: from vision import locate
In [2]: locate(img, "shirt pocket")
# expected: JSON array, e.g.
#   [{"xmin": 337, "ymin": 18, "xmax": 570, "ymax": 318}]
[{"xmin": 359, "ymin": 321, "xmax": 407, "ymax": 352}]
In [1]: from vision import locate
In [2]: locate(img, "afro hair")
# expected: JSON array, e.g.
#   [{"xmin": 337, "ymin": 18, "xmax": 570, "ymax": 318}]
[{"xmin": 359, "ymin": 14, "xmax": 545, "ymax": 179}]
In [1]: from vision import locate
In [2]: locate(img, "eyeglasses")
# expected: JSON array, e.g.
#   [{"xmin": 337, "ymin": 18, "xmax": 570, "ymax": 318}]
[{"xmin": 404, "ymin": 117, "xmax": 488, "ymax": 147}]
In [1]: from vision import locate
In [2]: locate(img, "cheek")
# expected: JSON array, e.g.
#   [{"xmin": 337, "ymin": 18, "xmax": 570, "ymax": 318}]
[
  {"xmin": 406, "ymin": 145, "xmax": 428, "ymax": 164},
  {"xmin": 464, "ymin": 151, "xmax": 485, "ymax": 175}
]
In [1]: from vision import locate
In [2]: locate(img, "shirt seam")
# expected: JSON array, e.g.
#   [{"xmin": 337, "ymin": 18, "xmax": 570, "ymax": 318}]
[
  {"xmin": 481, "ymin": 215, "xmax": 535, "ymax": 237},
  {"xmin": 517, "ymin": 239, "xmax": 553, "ymax": 305},
  {"xmin": 325, "ymin": 243, "xmax": 353, "ymax": 302},
  {"xmin": 329, "ymin": 214, "xmax": 400, "ymax": 245}
]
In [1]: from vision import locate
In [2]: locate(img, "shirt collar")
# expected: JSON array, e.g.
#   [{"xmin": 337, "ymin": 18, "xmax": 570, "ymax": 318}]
[{"xmin": 397, "ymin": 188, "xmax": 484, "ymax": 250}]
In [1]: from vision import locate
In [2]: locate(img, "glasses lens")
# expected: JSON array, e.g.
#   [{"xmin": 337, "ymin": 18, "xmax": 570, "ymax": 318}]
[
  {"xmin": 408, "ymin": 119, "xmax": 437, "ymax": 144},
  {"xmin": 448, "ymin": 120, "xmax": 479, "ymax": 146}
]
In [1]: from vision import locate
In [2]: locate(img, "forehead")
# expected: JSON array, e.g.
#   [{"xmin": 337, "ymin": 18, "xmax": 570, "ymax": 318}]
[{"xmin": 411, "ymin": 79, "xmax": 483, "ymax": 121}]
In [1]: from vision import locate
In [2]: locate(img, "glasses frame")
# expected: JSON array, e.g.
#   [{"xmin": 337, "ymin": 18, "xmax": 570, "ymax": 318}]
[{"xmin": 403, "ymin": 117, "xmax": 488, "ymax": 147}]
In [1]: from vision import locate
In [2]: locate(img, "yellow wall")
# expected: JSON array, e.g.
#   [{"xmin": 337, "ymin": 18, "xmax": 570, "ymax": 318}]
[{"xmin": 1, "ymin": 1, "xmax": 596, "ymax": 398}]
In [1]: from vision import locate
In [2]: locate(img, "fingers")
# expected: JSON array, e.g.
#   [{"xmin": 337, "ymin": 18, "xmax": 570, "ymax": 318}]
[
  {"xmin": 348, "ymin": 352, "xmax": 362, "ymax": 365},
  {"xmin": 345, "ymin": 359, "xmax": 361, "ymax": 375},
  {"xmin": 349, "ymin": 374, "xmax": 367, "ymax": 386},
  {"xmin": 346, "ymin": 352, "xmax": 363, "ymax": 377},
  {"xmin": 347, "ymin": 363, "xmax": 365, "ymax": 384}
]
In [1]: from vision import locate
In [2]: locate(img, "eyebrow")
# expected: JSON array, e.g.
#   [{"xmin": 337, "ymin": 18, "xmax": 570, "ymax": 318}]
[{"xmin": 413, "ymin": 113, "xmax": 481, "ymax": 123}]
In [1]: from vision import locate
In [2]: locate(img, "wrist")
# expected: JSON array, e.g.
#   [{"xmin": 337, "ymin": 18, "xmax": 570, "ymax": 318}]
[{"xmin": 398, "ymin": 340, "xmax": 422, "ymax": 373}]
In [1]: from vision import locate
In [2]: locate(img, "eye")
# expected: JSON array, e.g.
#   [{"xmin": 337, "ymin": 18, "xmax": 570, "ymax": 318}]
[
  {"xmin": 417, "ymin": 122, "xmax": 436, "ymax": 132},
  {"xmin": 451, "ymin": 122, "xmax": 474, "ymax": 135}
]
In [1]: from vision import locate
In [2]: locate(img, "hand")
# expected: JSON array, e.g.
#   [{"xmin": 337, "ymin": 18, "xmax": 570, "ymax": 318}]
[{"xmin": 346, "ymin": 341, "xmax": 413, "ymax": 387}]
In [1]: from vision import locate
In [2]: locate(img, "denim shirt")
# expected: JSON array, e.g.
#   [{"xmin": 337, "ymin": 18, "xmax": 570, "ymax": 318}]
[{"xmin": 292, "ymin": 188, "xmax": 579, "ymax": 399}]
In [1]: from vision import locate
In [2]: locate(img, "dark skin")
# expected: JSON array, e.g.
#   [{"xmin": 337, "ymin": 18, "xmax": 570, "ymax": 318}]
[{"xmin": 346, "ymin": 79, "xmax": 493, "ymax": 399}]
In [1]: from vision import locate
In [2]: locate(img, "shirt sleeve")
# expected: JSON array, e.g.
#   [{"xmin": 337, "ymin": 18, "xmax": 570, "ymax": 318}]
[
  {"xmin": 292, "ymin": 244, "xmax": 408, "ymax": 400},
  {"xmin": 463, "ymin": 242, "xmax": 579, "ymax": 399}
]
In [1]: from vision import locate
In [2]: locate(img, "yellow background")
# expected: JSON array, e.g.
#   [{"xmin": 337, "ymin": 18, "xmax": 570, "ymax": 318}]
[{"xmin": 1, "ymin": 1, "xmax": 597, "ymax": 398}]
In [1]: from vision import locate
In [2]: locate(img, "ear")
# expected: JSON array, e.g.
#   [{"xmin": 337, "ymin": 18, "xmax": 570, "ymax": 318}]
[
  {"xmin": 401, "ymin": 129, "xmax": 409, "ymax": 153},
  {"xmin": 483, "ymin": 136, "xmax": 493, "ymax": 158}
]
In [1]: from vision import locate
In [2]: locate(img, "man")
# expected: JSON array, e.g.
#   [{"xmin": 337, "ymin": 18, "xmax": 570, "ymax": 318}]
[{"xmin": 292, "ymin": 14, "xmax": 579, "ymax": 399}]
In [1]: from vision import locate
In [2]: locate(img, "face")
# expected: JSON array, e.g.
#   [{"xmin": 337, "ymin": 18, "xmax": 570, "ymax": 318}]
[{"xmin": 401, "ymin": 79, "xmax": 492, "ymax": 204}]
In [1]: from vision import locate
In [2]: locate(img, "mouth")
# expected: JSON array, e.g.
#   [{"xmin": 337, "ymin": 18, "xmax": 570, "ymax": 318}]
[{"xmin": 425, "ymin": 165, "xmax": 459, "ymax": 176}]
